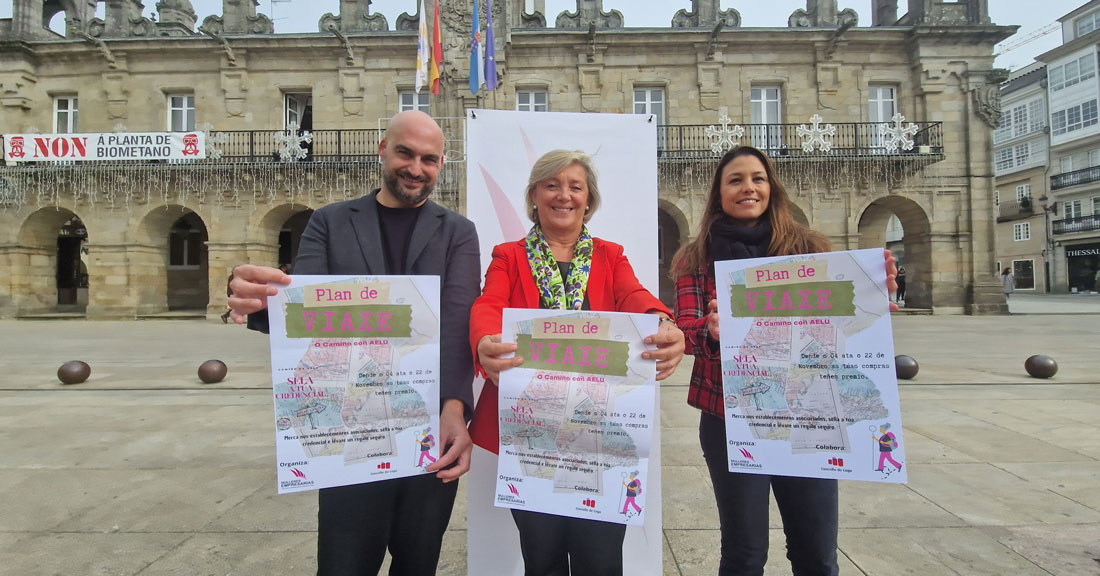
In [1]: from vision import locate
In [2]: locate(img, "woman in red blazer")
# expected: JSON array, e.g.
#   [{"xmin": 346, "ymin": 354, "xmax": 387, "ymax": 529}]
[{"xmin": 470, "ymin": 150, "xmax": 685, "ymax": 576}]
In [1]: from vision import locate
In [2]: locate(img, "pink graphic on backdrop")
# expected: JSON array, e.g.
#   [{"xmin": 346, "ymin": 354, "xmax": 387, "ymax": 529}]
[
  {"xmin": 479, "ymin": 163, "xmax": 526, "ymax": 240},
  {"xmin": 521, "ymin": 128, "xmax": 539, "ymax": 166}
]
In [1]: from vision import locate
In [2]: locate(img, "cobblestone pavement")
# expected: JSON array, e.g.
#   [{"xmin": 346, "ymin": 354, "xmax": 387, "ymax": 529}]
[{"xmin": 1, "ymin": 309, "xmax": 1098, "ymax": 575}]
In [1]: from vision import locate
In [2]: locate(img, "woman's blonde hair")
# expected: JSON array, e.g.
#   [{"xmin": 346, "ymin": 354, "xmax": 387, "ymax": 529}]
[
  {"xmin": 524, "ymin": 149, "xmax": 601, "ymax": 225},
  {"xmin": 671, "ymin": 145, "xmax": 831, "ymax": 277}
]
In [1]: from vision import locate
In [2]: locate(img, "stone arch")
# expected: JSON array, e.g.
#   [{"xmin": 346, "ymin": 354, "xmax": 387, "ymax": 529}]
[
  {"xmin": 788, "ymin": 202, "xmax": 810, "ymax": 227},
  {"xmin": 42, "ymin": 0, "xmax": 98, "ymax": 36},
  {"xmin": 134, "ymin": 205, "xmax": 209, "ymax": 313},
  {"xmin": 857, "ymin": 195, "xmax": 932, "ymax": 309},
  {"xmin": 15, "ymin": 206, "xmax": 89, "ymax": 314},
  {"xmin": 657, "ymin": 199, "xmax": 690, "ymax": 305},
  {"xmin": 254, "ymin": 203, "xmax": 316, "ymax": 269}
]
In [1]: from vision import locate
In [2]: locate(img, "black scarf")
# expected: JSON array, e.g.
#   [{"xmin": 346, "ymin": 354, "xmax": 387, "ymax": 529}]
[{"xmin": 707, "ymin": 216, "xmax": 773, "ymax": 270}]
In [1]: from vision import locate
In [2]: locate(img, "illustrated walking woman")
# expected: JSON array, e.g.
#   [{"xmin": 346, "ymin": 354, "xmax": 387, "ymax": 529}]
[
  {"xmin": 417, "ymin": 428, "xmax": 437, "ymax": 467},
  {"xmin": 672, "ymin": 145, "xmax": 897, "ymax": 576},
  {"xmin": 621, "ymin": 472, "xmax": 643, "ymax": 516},
  {"xmin": 874, "ymin": 423, "xmax": 902, "ymax": 472}
]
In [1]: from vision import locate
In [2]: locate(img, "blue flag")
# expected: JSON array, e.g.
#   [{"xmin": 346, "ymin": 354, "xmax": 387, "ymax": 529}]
[
  {"xmin": 485, "ymin": 0, "xmax": 497, "ymax": 91},
  {"xmin": 469, "ymin": 0, "xmax": 482, "ymax": 95}
]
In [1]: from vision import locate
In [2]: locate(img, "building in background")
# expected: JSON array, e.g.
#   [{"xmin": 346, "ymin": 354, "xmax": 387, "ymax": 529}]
[
  {"xmin": 0, "ymin": 0, "xmax": 1014, "ymax": 318},
  {"xmin": 993, "ymin": 62, "xmax": 1049, "ymax": 293},
  {"xmin": 1039, "ymin": 0, "xmax": 1100, "ymax": 293}
]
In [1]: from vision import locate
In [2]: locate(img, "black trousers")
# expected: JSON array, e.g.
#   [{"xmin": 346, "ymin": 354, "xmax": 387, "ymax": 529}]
[
  {"xmin": 699, "ymin": 412, "xmax": 839, "ymax": 576},
  {"xmin": 316, "ymin": 473, "xmax": 458, "ymax": 576},
  {"xmin": 511, "ymin": 509, "xmax": 627, "ymax": 576}
]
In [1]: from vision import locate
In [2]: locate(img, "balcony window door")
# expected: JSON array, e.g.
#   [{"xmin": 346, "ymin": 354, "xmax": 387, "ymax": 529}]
[
  {"xmin": 399, "ymin": 91, "xmax": 430, "ymax": 113},
  {"xmin": 634, "ymin": 88, "xmax": 665, "ymax": 149},
  {"xmin": 54, "ymin": 97, "xmax": 78, "ymax": 134},
  {"xmin": 517, "ymin": 90, "xmax": 548, "ymax": 112},
  {"xmin": 869, "ymin": 85, "xmax": 898, "ymax": 151},
  {"xmin": 1065, "ymin": 200, "xmax": 1083, "ymax": 220},
  {"xmin": 168, "ymin": 95, "xmax": 195, "ymax": 132},
  {"xmin": 1016, "ymin": 184, "xmax": 1031, "ymax": 205},
  {"xmin": 750, "ymin": 86, "xmax": 782, "ymax": 151},
  {"xmin": 284, "ymin": 93, "xmax": 314, "ymax": 132}
]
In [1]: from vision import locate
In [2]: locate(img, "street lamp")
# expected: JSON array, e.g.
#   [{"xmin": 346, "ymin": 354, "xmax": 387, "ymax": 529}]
[{"xmin": 1038, "ymin": 194, "xmax": 1057, "ymax": 292}]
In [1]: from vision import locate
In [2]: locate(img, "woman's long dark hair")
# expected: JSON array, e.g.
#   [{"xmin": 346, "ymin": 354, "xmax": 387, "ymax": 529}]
[{"xmin": 670, "ymin": 146, "xmax": 831, "ymax": 277}]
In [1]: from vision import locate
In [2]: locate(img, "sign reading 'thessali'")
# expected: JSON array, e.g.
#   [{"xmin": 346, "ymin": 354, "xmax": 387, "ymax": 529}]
[
  {"xmin": 1066, "ymin": 243, "xmax": 1100, "ymax": 258},
  {"xmin": 2, "ymin": 132, "xmax": 206, "ymax": 162}
]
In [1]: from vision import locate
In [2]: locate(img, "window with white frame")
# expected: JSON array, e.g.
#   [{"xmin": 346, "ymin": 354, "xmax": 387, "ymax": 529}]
[
  {"xmin": 284, "ymin": 92, "xmax": 313, "ymax": 130},
  {"xmin": 995, "ymin": 147, "xmax": 1014, "ymax": 172},
  {"xmin": 1091, "ymin": 148, "xmax": 1100, "ymax": 166},
  {"xmin": 399, "ymin": 90, "xmax": 430, "ymax": 113},
  {"xmin": 750, "ymin": 85, "xmax": 783, "ymax": 149},
  {"xmin": 1093, "ymin": 196, "xmax": 1100, "ymax": 215},
  {"xmin": 516, "ymin": 90, "xmax": 548, "ymax": 112},
  {"xmin": 1049, "ymin": 54, "xmax": 1097, "ymax": 91},
  {"xmin": 1016, "ymin": 184, "xmax": 1032, "ymax": 203},
  {"xmin": 633, "ymin": 88, "xmax": 665, "ymax": 125},
  {"xmin": 1013, "ymin": 222, "xmax": 1031, "ymax": 241},
  {"xmin": 54, "ymin": 96, "xmax": 78, "ymax": 133},
  {"xmin": 1076, "ymin": 11, "xmax": 1100, "ymax": 36},
  {"xmin": 167, "ymin": 94, "xmax": 195, "ymax": 132},
  {"xmin": 1065, "ymin": 199, "xmax": 1083, "ymax": 219},
  {"xmin": 995, "ymin": 99, "xmax": 1046, "ymax": 143},
  {"xmin": 868, "ymin": 85, "xmax": 897, "ymax": 123},
  {"xmin": 1051, "ymin": 100, "xmax": 1099, "ymax": 136}
]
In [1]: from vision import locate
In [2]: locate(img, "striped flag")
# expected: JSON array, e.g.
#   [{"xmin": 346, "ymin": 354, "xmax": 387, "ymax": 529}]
[
  {"xmin": 469, "ymin": 0, "xmax": 484, "ymax": 95},
  {"xmin": 414, "ymin": 0, "xmax": 430, "ymax": 93},
  {"xmin": 485, "ymin": 0, "xmax": 497, "ymax": 91},
  {"xmin": 430, "ymin": 0, "xmax": 442, "ymax": 95}
]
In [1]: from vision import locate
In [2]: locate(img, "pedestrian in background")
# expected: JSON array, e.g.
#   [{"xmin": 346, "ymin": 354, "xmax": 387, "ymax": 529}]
[{"xmin": 1001, "ymin": 267, "xmax": 1014, "ymax": 299}]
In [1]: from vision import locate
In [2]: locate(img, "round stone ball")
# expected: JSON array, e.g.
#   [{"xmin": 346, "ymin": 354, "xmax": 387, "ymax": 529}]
[
  {"xmin": 198, "ymin": 360, "xmax": 228, "ymax": 384},
  {"xmin": 57, "ymin": 360, "xmax": 91, "ymax": 385},
  {"xmin": 895, "ymin": 355, "xmax": 919, "ymax": 380},
  {"xmin": 1024, "ymin": 355, "xmax": 1057, "ymax": 379}
]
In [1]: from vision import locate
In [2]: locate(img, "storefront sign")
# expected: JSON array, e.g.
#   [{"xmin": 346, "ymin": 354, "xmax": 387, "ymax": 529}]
[{"xmin": 1066, "ymin": 244, "xmax": 1100, "ymax": 258}]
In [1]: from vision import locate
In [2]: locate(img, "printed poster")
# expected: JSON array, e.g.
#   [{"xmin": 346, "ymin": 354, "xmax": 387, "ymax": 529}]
[
  {"xmin": 495, "ymin": 308, "xmax": 658, "ymax": 525},
  {"xmin": 267, "ymin": 275, "xmax": 441, "ymax": 494},
  {"xmin": 715, "ymin": 249, "xmax": 907, "ymax": 483}
]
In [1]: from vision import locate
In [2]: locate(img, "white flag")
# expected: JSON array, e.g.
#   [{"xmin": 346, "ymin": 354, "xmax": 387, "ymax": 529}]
[{"xmin": 415, "ymin": 0, "xmax": 430, "ymax": 93}]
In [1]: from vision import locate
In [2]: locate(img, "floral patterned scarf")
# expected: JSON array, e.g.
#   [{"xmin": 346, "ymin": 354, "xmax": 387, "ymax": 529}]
[{"xmin": 525, "ymin": 225, "xmax": 593, "ymax": 310}]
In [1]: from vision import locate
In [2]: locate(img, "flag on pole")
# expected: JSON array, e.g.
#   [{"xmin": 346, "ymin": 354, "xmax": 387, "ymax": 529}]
[
  {"xmin": 469, "ymin": 0, "xmax": 483, "ymax": 95},
  {"xmin": 430, "ymin": 0, "xmax": 442, "ymax": 95},
  {"xmin": 485, "ymin": 0, "xmax": 497, "ymax": 91},
  {"xmin": 415, "ymin": 0, "xmax": 430, "ymax": 93}
]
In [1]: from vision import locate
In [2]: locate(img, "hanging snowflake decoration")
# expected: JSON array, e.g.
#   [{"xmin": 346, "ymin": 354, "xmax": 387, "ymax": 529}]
[
  {"xmin": 25, "ymin": 125, "xmax": 40, "ymax": 134},
  {"xmin": 705, "ymin": 107, "xmax": 745, "ymax": 156},
  {"xmin": 797, "ymin": 114, "xmax": 836, "ymax": 153},
  {"xmin": 881, "ymin": 113, "xmax": 919, "ymax": 153},
  {"xmin": 197, "ymin": 123, "xmax": 229, "ymax": 161},
  {"xmin": 275, "ymin": 121, "xmax": 313, "ymax": 163}
]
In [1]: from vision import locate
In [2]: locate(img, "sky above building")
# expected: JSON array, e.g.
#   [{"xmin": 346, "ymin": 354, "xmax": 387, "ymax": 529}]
[{"xmin": 1, "ymin": 0, "xmax": 1087, "ymax": 70}]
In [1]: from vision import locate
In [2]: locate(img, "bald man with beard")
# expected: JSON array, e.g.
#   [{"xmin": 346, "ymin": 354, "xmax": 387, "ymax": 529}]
[{"xmin": 229, "ymin": 111, "xmax": 480, "ymax": 576}]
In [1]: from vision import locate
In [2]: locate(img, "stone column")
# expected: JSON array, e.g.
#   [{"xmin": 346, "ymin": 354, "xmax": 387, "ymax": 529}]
[
  {"xmin": 85, "ymin": 243, "xmax": 139, "ymax": 319},
  {"xmin": 206, "ymin": 242, "xmax": 251, "ymax": 319}
]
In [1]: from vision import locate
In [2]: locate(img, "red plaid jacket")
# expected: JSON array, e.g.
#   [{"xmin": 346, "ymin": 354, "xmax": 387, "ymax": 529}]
[{"xmin": 674, "ymin": 270, "xmax": 725, "ymax": 417}]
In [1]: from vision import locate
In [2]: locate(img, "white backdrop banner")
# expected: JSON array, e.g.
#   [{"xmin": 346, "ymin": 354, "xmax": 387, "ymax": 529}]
[{"xmin": 465, "ymin": 109, "xmax": 662, "ymax": 574}]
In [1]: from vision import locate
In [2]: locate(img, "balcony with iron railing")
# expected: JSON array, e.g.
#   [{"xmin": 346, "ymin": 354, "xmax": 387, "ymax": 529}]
[
  {"xmin": 1052, "ymin": 214, "xmax": 1100, "ymax": 235},
  {"xmin": 996, "ymin": 198, "xmax": 1035, "ymax": 222},
  {"xmin": 1051, "ymin": 166, "xmax": 1100, "ymax": 191},
  {"xmin": 2, "ymin": 122, "xmax": 945, "ymax": 165}
]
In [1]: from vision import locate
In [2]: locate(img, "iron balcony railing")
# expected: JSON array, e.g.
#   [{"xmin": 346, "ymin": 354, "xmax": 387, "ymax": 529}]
[
  {"xmin": 3, "ymin": 122, "xmax": 945, "ymax": 164},
  {"xmin": 996, "ymin": 198, "xmax": 1035, "ymax": 222},
  {"xmin": 656, "ymin": 122, "xmax": 943, "ymax": 159},
  {"xmin": 1051, "ymin": 166, "xmax": 1100, "ymax": 191},
  {"xmin": 1052, "ymin": 214, "xmax": 1100, "ymax": 235}
]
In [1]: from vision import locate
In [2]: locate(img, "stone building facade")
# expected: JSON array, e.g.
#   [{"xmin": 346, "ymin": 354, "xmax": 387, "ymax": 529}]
[{"xmin": 0, "ymin": 0, "xmax": 1014, "ymax": 319}]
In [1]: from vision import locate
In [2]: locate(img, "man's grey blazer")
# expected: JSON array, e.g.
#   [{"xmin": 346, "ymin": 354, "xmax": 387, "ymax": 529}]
[{"xmin": 292, "ymin": 190, "xmax": 481, "ymax": 413}]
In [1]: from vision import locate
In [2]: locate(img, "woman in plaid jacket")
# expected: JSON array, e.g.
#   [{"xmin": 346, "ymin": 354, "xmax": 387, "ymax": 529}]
[{"xmin": 671, "ymin": 146, "xmax": 895, "ymax": 576}]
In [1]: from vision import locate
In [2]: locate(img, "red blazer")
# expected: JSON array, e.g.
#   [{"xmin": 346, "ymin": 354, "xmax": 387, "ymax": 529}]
[{"xmin": 468, "ymin": 238, "xmax": 671, "ymax": 452}]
